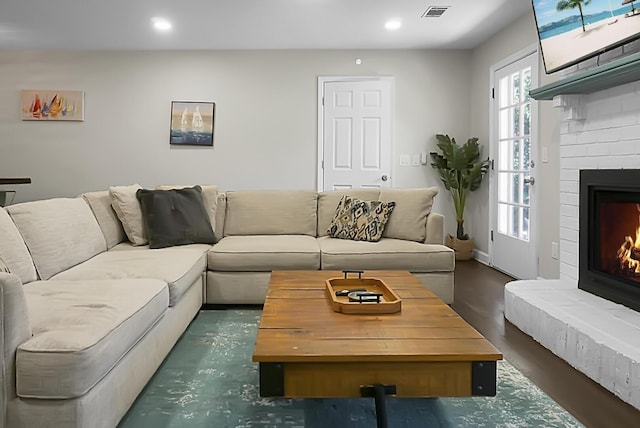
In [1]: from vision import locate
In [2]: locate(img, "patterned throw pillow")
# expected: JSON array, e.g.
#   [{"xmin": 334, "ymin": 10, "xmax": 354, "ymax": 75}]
[{"xmin": 327, "ymin": 195, "xmax": 396, "ymax": 242}]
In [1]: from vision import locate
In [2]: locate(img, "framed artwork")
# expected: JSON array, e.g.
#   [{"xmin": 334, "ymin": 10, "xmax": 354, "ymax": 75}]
[
  {"xmin": 21, "ymin": 90, "xmax": 85, "ymax": 121},
  {"xmin": 170, "ymin": 101, "xmax": 215, "ymax": 146}
]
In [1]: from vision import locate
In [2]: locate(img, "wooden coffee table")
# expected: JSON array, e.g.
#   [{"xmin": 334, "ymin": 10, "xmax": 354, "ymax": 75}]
[{"xmin": 253, "ymin": 270, "xmax": 502, "ymax": 399}]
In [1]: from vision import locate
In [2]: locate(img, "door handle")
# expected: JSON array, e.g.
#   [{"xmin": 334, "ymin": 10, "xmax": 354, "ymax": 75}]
[
  {"xmin": 524, "ymin": 177, "xmax": 535, "ymax": 185},
  {"xmin": 381, "ymin": 175, "xmax": 388, "ymax": 182}
]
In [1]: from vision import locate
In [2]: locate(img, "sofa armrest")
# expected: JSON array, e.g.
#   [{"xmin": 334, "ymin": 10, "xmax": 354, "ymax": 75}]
[
  {"xmin": 1, "ymin": 272, "xmax": 32, "ymax": 426},
  {"xmin": 424, "ymin": 212, "xmax": 445, "ymax": 245}
]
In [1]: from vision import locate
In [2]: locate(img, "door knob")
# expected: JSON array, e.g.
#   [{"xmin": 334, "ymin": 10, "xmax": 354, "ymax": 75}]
[
  {"xmin": 381, "ymin": 175, "xmax": 388, "ymax": 182},
  {"xmin": 524, "ymin": 177, "xmax": 535, "ymax": 185}
]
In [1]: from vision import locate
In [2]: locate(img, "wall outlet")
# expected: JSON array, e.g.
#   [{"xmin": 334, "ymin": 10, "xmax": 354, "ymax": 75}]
[{"xmin": 551, "ymin": 242, "xmax": 559, "ymax": 260}]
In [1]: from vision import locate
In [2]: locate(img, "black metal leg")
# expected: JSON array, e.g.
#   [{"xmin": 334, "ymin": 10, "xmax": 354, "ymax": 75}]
[
  {"xmin": 372, "ymin": 384, "xmax": 388, "ymax": 428},
  {"xmin": 360, "ymin": 383, "xmax": 396, "ymax": 428}
]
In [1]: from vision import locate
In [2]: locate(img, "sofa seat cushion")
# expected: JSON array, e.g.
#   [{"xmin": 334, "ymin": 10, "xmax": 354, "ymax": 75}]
[
  {"xmin": 50, "ymin": 247, "xmax": 207, "ymax": 306},
  {"xmin": 208, "ymin": 235, "xmax": 320, "ymax": 271},
  {"xmin": 318, "ymin": 236, "xmax": 455, "ymax": 271},
  {"xmin": 17, "ymin": 278, "xmax": 168, "ymax": 399}
]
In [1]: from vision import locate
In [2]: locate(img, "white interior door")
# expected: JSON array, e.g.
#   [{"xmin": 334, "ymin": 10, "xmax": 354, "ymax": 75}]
[
  {"xmin": 490, "ymin": 51, "xmax": 539, "ymax": 279},
  {"xmin": 319, "ymin": 78, "xmax": 393, "ymax": 190}
]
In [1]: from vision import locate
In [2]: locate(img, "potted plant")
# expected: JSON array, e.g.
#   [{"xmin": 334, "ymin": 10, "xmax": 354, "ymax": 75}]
[{"xmin": 430, "ymin": 134, "xmax": 490, "ymax": 260}]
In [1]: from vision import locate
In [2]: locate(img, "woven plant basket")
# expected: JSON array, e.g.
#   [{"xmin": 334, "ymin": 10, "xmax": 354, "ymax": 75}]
[{"xmin": 445, "ymin": 235, "xmax": 474, "ymax": 261}]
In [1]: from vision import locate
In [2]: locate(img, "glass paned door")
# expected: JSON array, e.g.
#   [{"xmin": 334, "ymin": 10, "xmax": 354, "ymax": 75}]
[
  {"xmin": 497, "ymin": 67, "xmax": 531, "ymax": 241},
  {"xmin": 491, "ymin": 51, "xmax": 538, "ymax": 280}
]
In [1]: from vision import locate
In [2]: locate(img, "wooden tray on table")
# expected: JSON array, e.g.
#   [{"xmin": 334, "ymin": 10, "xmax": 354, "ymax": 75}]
[{"xmin": 325, "ymin": 270, "xmax": 402, "ymax": 314}]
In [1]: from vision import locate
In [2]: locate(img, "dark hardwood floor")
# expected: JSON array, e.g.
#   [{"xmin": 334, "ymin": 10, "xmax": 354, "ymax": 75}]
[{"xmin": 451, "ymin": 260, "xmax": 640, "ymax": 428}]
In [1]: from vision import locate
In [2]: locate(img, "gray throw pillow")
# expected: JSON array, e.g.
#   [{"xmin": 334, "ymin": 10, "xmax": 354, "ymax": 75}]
[{"xmin": 136, "ymin": 186, "xmax": 217, "ymax": 249}]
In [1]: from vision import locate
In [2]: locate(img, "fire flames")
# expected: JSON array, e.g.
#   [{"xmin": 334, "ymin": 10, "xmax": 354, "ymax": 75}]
[{"xmin": 617, "ymin": 204, "xmax": 640, "ymax": 273}]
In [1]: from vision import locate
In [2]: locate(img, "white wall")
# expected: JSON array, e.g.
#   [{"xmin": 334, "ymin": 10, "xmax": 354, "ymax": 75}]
[
  {"xmin": 0, "ymin": 49, "xmax": 470, "ymax": 228},
  {"xmin": 469, "ymin": 11, "xmax": 561, "ymax": 279}
]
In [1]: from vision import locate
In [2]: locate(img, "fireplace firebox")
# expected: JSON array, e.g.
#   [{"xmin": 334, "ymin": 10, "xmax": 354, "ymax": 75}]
[{"xmin": 579, "ymin": 169, "xmax": 640, "ymax": 312}]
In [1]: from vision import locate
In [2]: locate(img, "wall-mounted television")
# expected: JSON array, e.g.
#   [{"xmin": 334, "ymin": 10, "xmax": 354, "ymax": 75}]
[{"xmin": 531, "ymin": 0, "xmax": 640, "ymax": 73}]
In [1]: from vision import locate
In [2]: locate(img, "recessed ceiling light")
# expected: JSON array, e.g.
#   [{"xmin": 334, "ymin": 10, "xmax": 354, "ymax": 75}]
[
  {"xmin": 151, "ymin": 17, "xmax": 172, "ymax": 32},
  {"xmin": 385, "ymin": 19, "xmax": 402, "ymax": 31}
]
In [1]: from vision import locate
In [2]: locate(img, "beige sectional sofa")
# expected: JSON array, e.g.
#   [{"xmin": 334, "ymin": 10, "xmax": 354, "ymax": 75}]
[{"xmin": 0, "ymin": 186, "xmax": 454, "ymax": 428}]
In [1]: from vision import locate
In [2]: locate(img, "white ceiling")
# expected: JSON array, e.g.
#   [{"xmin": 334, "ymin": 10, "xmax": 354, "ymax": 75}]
[{"xmin": 0, "ymin": 0, "xmax": 532, "ymax": 50}]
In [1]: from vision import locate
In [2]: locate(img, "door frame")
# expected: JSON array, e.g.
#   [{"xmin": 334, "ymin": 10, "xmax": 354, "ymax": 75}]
[
  {"xmin": 317, "ymin": 76, "xmax": 395, "ymax": 192},
  {"xmin": 488, "ymin": 44, "xmax": 539, "ymax": 277}
]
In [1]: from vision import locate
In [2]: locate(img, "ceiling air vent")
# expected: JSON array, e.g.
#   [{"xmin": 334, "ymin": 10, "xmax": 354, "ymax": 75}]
[{"xmin": 422, "ymin": 6, "xmax": 449, "ymax": 18}]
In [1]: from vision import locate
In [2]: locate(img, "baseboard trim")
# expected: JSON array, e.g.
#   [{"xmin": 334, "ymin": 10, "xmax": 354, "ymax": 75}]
[{"xmin": 472, "ymin": 249, "xmax": 490, "ymax": 266}]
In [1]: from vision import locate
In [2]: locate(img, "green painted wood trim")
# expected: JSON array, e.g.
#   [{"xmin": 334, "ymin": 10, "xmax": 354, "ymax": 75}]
[{"xmin": 530, "ymin": 52, "xmax": 640, "ymax": 100}]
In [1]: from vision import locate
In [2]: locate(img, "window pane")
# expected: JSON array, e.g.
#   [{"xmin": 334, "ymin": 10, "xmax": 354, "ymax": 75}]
[
  {"xmin": 512, "ymin": 72, "xmax": 520, "ymax": 104},
  {"xmin": 523, "ymin": 138, "xmax": 531, "ymax": 171},
  {"xmin": 500, "ymin": 77, "xmax": 509, "ymax": 108},
  {"xmin": 524, "ymin": 173, "xmax": 530, "ymax": 205},
  {"xmin": 498, "ymin": 203, "xmax": 508, "ymax": 234},
  {"xmin": 499, "ymin": 172, "xmax": 520, "ymax": 204},
  {"xmin": 523, "ymin": 103, "xmax": 531, "ymax": 136},
  {"xmin": 509, "ymin": 204, "xmax": 519, "ymax": 238},
  {"xmin": 512, "ymin": 173, "xmax": 520, "ymax": 205},
  {"xmin": 498, "ymin": 172, "xmax": 509, "ymax": 203},
  {"xmin": 523, "ymin": 68, "xmax": 532, "ymax": 101},
  {"xmin": 512, "ymin": 140, "xmax": 521, "ymax": 170},
  {"xmin": 513, "ymin": 106, "xmax": 520, "ymax": 137},
  {"xmin": 499, "ymin": 109, "xmax": 509, "ymax": 140},
  {"xmin": 521, "ymin": 207, "xmax": 530, "ymax": 241}
]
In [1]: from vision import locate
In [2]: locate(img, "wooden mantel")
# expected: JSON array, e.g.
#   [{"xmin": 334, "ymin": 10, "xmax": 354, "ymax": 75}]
[
  {"xmin": 0, "ymin": 178, "xmax": 31, "ymax": 185},
  {"xmin": 530, "ymin": 51, "xmax": 640, "ymax": 100}
]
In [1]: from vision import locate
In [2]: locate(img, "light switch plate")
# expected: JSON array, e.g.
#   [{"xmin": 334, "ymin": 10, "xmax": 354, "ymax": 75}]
[{"xmin": 400, "ymin": 155, "xmax": 410, "ymax": 166}]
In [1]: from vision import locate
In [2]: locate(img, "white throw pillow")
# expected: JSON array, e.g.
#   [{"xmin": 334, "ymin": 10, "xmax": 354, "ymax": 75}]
[{"xmin": 109, "ymin": 184, "xmax": 148, "ymax": 246}]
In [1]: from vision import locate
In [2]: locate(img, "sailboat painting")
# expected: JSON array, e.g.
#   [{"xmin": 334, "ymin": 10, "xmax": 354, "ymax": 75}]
[
  {"xmin": 21, "ymin": 90, "xmax": 84, "ymax": 121},
  {"xmin": 170, "ymin": 101, "xmax": 215, "ymax": 146}
]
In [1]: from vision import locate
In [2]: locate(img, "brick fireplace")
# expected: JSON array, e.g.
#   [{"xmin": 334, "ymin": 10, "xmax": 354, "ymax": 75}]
[
  {"xmin": 556, "ymin": 80, "xmax": 640, "ymax": 283},
  {"xmin": 505, "ymin": 78, "xmax": 640, "ymax": 411}
]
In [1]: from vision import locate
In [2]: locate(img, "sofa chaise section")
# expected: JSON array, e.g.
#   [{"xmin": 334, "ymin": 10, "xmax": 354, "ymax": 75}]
[
  {"xmin": 0, "ymin": 197, "xmax": 205, "ymax": 428},
  {"xmin": 17, "ymin": 278, "xmax": 168, "ymax": 399}
]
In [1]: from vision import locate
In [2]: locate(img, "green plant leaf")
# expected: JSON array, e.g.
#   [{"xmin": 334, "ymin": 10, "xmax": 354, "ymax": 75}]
[{"xmin": 428, "ymin": 133, "xmax": 489, "ymax": 239}]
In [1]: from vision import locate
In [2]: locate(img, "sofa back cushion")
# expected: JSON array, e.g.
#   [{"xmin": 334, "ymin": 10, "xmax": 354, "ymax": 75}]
[
  {"xmin": 379, "ymin": 187, "xmax": 439, "ymax": 242},
  {"xmin": 317, "ymin": 189, "xmax": 381, "ymax": 237},
  {"xmin": 82, "ymin": 191, "xmax": 127, "ymax": 249},
  {"xmin": 224, "ymin": 190, "xmax": 318, "ymax": 236},
  {"xmin": 7, "ymin": 198, "xmax": 107, "ymax": 280},
  {"xmin": 0, "ymin": 208, "xmax": 38, "ymax": 283}
]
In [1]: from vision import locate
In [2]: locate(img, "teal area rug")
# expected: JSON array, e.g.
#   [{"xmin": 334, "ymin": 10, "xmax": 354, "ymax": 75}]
[{"xmin": 118, "ymin": 309, "xmax": 584, "ymax": 428}]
